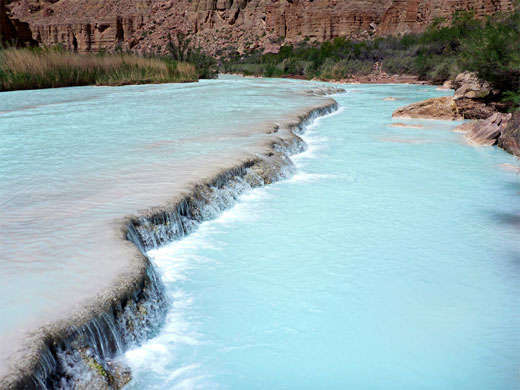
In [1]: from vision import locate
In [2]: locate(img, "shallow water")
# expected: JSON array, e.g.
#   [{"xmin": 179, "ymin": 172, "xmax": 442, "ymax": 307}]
[
  {"xmin": 0, "ymin": 77, "xmax": 329, "ymax": 361},
  {"xmin": 125, "ymin": 85, "xmax": 520, "ymax": 389}
]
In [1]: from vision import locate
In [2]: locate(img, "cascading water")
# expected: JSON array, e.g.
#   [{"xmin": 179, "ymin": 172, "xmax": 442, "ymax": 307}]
[
  {"xmin": 6, "ymin": 78, "xmax": 516, "ymax": 390},
  {"xmin": 0, "ymin": 80, "xmax": 340, "ymax": 390},
  {"xmin": 23, "ymin": 263, "xmax": 167, "ymax": 390},
  {"xmin": 124, "ymin": 84, "xmax": 520, "ymax": 389}
]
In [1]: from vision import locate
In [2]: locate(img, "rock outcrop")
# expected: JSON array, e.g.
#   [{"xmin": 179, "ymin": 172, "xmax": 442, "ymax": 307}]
[
  {"xmin": 392, "ymin": 72, "xmax": 520, "ymax": 157},
  {"xmin": 451, "ymin": 72, "xmax": 500, "ymax": 119},
  {"xmin": 392, "ymin": 96, "xmax": 462, "ymax": 120},
  {"xmin": 453, "ymin": 72, "xmax": 492, "ymax": 100},
  {"xmin": 455, "ymin": 112, "xmax": 512, "ymax": 145},
  {"xmin": 1, "ymin": 0, "xmax": 36, "ymax": 46},
  {"xmin": 454, "ymin": 97, "xmax": 498, "ymax": 120},
  {"xmin": 498, "ymin": 111, "xmax": 520, "ymax": 156},
  {"xmin": 2, "ymin": 0, "xmax": 514, "ymax": 54},
  {"xmin": 392, "ymin": 72, "xmax": 511, "ymax": 122}
]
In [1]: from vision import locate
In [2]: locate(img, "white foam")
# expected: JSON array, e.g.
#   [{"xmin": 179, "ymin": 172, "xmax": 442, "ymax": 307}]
[
  {"xmin": 125, "ymin": 101, "xmax": 344, "ymax": 388},
  {"xmin": 293, "ymin": 106, "xmax": 343, "ymax": 167},
  {"xmin": 289, "ymin": 172, "xmax": 339, "ymax": 183}
]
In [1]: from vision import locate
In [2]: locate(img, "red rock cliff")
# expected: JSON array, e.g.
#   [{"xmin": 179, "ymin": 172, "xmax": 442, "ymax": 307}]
[
  {"xmin": 3, "ymin": 0, "xmax": 514, "ymax": 54},
  {"xmin": 1, "ymin": 0, "xmax": 36, "ymax": 46}
]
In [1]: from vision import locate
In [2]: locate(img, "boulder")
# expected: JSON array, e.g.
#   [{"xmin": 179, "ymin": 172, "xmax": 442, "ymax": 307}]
[
  {"xmin": 453, "ymin": 121, "xmax": 476, "ymax": 133},
  {"xmin": 436, "ymin": 80, "xmax": 453, "ymax": 90},
  {"xmin": 498, "ymin": 111, "xmax": 520, "ymax": 156},
  {"xmin": 392, "ymin": 96, "xmax": 462, "ymax": 120},
  {"xmin": 460, "ymin": 112, "xmax": 512, "ymax": 146},
  {"xmin": 453, "ymin": 72, "xmax": 492, "ymax": 99},
  {"xmin": 455, "ymin": 97, "xmax": 497, "ymax": 119}
]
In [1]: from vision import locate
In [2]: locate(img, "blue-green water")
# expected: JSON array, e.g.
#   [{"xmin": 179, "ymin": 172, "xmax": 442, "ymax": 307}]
[
  {"xmin": 0, "ymin": 77, "xmax": 328, "ymax": 362},
  {"xmin": 125, "ymin": 85, "xmax": 520, "ymax": 389},
  {"xmin": 1, "ymin": 78, "xmax": 519, "ymax": 388}
]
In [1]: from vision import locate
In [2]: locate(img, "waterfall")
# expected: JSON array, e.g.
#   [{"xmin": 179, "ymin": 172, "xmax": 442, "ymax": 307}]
[{"xmin": 1, "ymin": 97, "xmax": 340, "ymax": 390}]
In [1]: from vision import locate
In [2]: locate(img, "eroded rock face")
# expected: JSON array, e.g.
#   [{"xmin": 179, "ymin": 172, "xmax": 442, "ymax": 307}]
[
  {"xmin": 1, "ymin": 0, "xmax": 37, "ymax": 46},
  {"xmin": 392, "ymin": 96, "xmax": 462, "ymax": 120},
  {"xmin": 3, "ymin": 0, "xmax": 514, "ymax": 54},
  {"xmin": 455, "ymin": 112, "xmax": 512, "ymax": 146},
  {"xmin": 453, "ymin": 72, "xmax": 492, "ymax": 99},
  {"xmin": 393, "ymin": 71, "xmax": 507, "ymax": 122},
  {"xmin": 498, "ymin": 111, "xmax": 520, "ymax": 156},
  {"xmin": 455, "ymin": 97, "xmax": 498, "ymax": 119},
  {"xmin": 450, "ymin": 72, "xmax": 505, "ymax": 119}
]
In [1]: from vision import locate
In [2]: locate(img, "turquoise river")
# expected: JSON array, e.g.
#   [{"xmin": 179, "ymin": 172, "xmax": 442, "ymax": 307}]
[{"xmin": 1, "ymin": 77, "xmax": 519, "ymax": 389}]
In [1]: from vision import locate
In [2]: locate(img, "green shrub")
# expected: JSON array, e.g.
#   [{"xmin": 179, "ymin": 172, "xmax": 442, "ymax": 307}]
[
  {"xmin": 221, "ymin": 4, "xmax": 519, "ymax": 103},
  {"xmin": 459, "ymin": 11, "xmax": 520, "ymax": 93}
]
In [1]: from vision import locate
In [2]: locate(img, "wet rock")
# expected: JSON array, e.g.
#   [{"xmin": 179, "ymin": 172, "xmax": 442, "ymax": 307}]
[
  {"xmin": 78, "ymin": 352, "xmax": 112, "ymax": 390},
  {"xmin": 454, "ymin": 97, "xmax": 497, "ymax": 120},
  {"xmin": 302, "ymin": 87, "xmax": 346, "ymax": 96},
  {"xmin": 76, "ymin": 353, "xmax": 132, "ymax": 390},
  {"xmin": 392, "ymin": 96, "xmax": 462, "ymax": 120},
  {"xmin": 390, "ymin": 122, "xmax": 424, "ymax": 128},
  {"xmin": 107, "ymin": 360, "xmax": 132, "ymax": 389},
  {"xmin": 460, "ymin": 112, "xmax": 512, "ymax": 146},
  {"xmin": 498, "ymin": 111, "xmax": 520, "ymax": 156},
  {"xmin": 453, "ymin": 121, "xmax": 476, "ymax": 133}
]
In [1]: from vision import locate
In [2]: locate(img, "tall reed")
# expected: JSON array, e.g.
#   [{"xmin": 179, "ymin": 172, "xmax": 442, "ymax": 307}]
[{"xmin": 0, "ymin": 48, "xmax": 198, "ymax": 91}]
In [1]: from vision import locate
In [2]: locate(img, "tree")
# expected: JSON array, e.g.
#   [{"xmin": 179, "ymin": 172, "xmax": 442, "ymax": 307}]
[{"xmin": 460, "ymin": 10, "xmax": 520, "ymax": 94}]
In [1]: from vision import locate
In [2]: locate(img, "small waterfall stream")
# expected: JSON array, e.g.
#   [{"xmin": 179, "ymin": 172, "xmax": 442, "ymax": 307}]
[{"xmin": 5, "ymin": 100, "xmax": 339, "ymax": 390}]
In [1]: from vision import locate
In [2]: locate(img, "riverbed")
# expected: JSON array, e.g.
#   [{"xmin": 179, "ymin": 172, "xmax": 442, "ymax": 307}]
[{"xmin": 1, "ymin": 78, "xmax": 519, "ymax": 389}]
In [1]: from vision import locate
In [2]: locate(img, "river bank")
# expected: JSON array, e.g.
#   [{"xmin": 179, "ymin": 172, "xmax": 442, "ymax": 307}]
[
  {"xmin": 391, "ymin": 71, "xmax": 520, "ymax": 157},
  {"xmin": 0, "ymin": 48, "xmax": 197, "ymax": 91},
  {"xmin": 227, "ymin": 71, "xmax": 432, "ymax": 86}
]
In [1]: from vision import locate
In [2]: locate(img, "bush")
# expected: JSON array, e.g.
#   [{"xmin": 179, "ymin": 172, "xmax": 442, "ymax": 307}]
[
  {"xmin": 221, "ymin": 4, "xmax": 519, "ymax": 102},
  {"xmin": 459, "ymin": 11, "xmax": 520, "ymax": 93},
  {"xmin": 382, "ymin": 56, "xmax": 415, "ymax": 75},
  {"xmin": 320, "ymin": 59, "xmax": 372, "ymax": 79},
  {"xmin": 166, "ymin": 33, "xmax": 217, "ymax": 79}
]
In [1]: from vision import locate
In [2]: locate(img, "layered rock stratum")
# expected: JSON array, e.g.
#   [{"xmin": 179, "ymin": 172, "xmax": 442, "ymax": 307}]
[{"xmin": 1, "ymin": 0, "xmax": 514, "ymax": 55}]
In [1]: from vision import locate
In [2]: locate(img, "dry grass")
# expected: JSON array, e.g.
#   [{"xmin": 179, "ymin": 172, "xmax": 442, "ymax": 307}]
[{"xmin": 0, "ymin": 48, "xmax": 198, "ymax": 91}]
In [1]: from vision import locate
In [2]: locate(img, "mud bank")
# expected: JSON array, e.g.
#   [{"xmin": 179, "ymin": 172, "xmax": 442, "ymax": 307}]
[{"xmin": 0, "ymin": 94, "xmax": 340, "ymax": 390}]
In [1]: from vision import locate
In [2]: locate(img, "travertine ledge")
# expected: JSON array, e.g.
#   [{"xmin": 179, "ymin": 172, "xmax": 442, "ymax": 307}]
[{"xmin": 0, "ymin": 92, "xmax": 341, "ymax": 390}]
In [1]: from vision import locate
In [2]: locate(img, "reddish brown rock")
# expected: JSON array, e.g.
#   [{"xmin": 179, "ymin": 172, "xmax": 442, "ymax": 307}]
[
  {"xmin": 2, "ymin": 0, "xmax": 514, "ymax": 55},
  {"xmin": 454, "ymin": 98, "xmax": 498, "ymax": 120},
  {"xmin": 1, "ymin": 0, "xmax": 36, "ymax": 46},
  {"xmin": 456, "ymin": 112, "xmax": 512, "ymax": 146},
  {"xmin": 392, "ymin": 96, "xmax": 462, "ymax": 120},
  {"xmin": 498, "ymin": 111, "xmax": 520, "ymax": 156},
  {"xmin": 453, "ymin": 72, "xmax": 492, "ymax": 100},
  {"xmin": 390, "ymin": 122, "xmax": 424, "ymax": 128}
]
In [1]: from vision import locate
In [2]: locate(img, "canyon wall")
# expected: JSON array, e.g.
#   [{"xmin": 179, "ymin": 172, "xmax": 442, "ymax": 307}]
[
  {"xmin": 1, "ymin": 0, "xmax": 36, "ymax": 46},
  {"xmin": 2, "ymin": 0, "xmax": 514, "ymax": 54}
]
